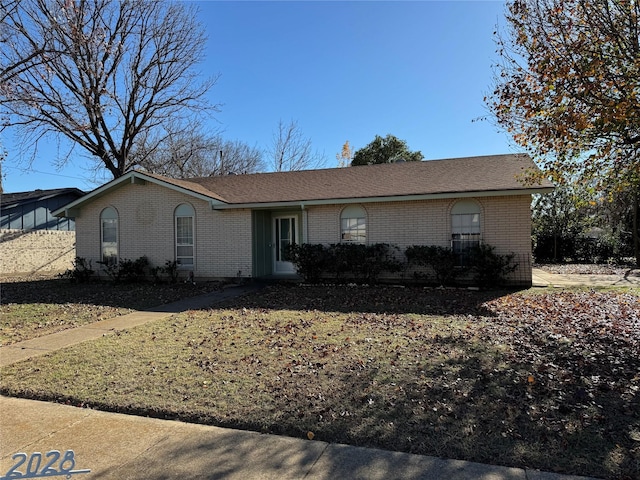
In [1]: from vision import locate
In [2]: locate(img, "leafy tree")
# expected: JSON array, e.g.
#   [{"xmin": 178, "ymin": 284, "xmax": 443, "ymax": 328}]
[
  {"xmin": 351, "ymin": 134, "xmax": 423, "ymax": 166},
  {"xmin": 533, "ymin": 177, "xmax": 636, "ymax": 264},
  {"xmin": 487, "ymin": 0, "xmax": 640, "ymax": 264},
  {"xmin": 269, "ymin": 119, "xmax": 325, "ymax": 172},
  {"xmin": 0, "ymin": 0, "xmax": 218, "ymax": 179},
  {"xmin": 532, "ymin": 180, "xmax": 592, "ymax": 262}
]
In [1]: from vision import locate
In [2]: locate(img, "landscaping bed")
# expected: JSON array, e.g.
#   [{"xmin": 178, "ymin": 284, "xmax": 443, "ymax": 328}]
[{"xmin": 1, "ymin": 284, "xmax": 638, "ymax": 479}]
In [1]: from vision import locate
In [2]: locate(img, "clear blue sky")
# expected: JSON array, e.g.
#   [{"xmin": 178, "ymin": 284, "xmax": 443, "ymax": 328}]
[{"xmin": 2, "ymin": 0, "xmax": 515, "ymax": 194}]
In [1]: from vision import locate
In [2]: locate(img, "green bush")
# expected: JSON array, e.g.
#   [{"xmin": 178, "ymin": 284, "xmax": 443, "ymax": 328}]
[
  {"xmin": 405, "ymin": 245, "xmax": 459, "ymax": 286},
  {"xmin": 284, "ymin": 244, "xmax": 328, "ymax": 282},
  {"xmin": 327, "ymin": 243, "xmax": 366, "ymax": 279},
  {"xmin": 360, "ymin": 243, "xmax": 403, "ymax": 283},
  {"xmin": 469, "ymin": 244, "xmax": 518, "ymax": 287},
  {"xmin": 286, "ymin": 243, "xmax": 402, "ymax": 283},
  {"xmin": 326, "ymin": 243, "xmax": 402, "ymax": 283}
]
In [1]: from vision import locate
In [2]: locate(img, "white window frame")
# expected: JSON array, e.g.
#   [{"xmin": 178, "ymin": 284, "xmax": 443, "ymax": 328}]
[
  {"xmin": 451, "ymin": 200, "xmax": 481, "ymax": 265},
  {"xmin": 175, "ymin": 204, "xmax": 195, "ymax": 268},
  {"xmin": 340, "ymin": 205, "xmax": 367, "ymax": 244},
  {"xmin": 100, "ymin": 207, "xmax": 118, "ymax": 266}
]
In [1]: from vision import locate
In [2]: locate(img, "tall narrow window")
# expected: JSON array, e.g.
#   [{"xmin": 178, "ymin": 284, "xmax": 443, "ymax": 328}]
[
  {"xmin": 340, "ymin": 205, "xmax": 366, "ymax": 243},
  {"xmin": 175, "ymin": 204, "xmax": 195, "ymax": 267},
  {"xmin": 451, "ymin": 200, "xmax": 481, "ymax": 265},
  {"xmin": 100, "ymin": 207, "xmax": 118, "ymax": 266}
]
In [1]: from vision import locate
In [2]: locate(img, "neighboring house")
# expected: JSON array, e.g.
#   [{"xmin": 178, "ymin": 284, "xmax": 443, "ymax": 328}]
[
  {"xmin": 1, "ymin": 188, "xmax": 85, "ymax": 231},
  {"xmin": 1, "ymin": 188, "xmax": 85, "ymax": 275},
  {"xmin": 53, "ymin": 154, "xmax": 554, "ymax": 286}
]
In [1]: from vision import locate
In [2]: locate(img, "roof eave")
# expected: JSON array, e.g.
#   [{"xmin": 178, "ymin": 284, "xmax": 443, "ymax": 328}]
[{"xmin": 211, "ymin": 186, "xmax": 555, "ymax": 210}]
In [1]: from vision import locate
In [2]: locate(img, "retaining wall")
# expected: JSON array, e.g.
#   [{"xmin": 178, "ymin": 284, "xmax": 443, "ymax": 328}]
[{"xmin": 0, "ymin": 229, "xmax": 76, "ymax": 275}]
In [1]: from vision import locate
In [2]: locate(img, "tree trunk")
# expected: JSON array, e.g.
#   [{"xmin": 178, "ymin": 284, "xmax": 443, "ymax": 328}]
[{"xmin": 634, "ymin": 192, "xmax": 639, "ymax": 267}]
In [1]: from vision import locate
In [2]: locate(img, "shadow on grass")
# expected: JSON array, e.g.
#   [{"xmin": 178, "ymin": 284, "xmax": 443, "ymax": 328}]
[
  {"xmin": 0, "ymin": 277, "xmax": 222, "ymax": 310},
  {"xmin": 1, "ymin": 277, "xmax": 518, "ymax": 316},
  {"xmin": 5, "ymin": 330, "xmax": 636, "ymax": 479},
  {"xmin": 215, "ymin": 283, "xmax": 516, "ymax": 317}
]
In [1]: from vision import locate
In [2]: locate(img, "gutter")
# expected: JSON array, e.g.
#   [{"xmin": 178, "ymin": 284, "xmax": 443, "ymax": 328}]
[{"xmin": 211, "ymin": 187, "xmax": 554, "ymax": 210}]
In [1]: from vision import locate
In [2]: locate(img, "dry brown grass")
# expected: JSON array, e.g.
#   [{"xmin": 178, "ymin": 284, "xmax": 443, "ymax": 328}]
[{"xmin": 0, "ymin": 274, "xmax": 223, "ymax": 345}]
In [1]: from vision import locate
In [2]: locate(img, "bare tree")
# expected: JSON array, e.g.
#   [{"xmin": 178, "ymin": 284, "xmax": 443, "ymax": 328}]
[
  {"xmin": 0, "ymin": 0, "xmax": 218, "ymax": 179},
  {"xmin": 140, "ymin": 121, "xmax": 264, "ymax": 178},
  {"xmin": 269, "ymin": 119, "xmax": 325, "ymax": 172}
]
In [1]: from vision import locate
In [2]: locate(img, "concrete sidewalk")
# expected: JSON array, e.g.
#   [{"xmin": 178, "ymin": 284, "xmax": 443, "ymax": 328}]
[
  {"xmin": 532, "ymin": 267, "xmax": 640, "ymax": 288},
  {"xmin": 0, "ymin": 396, "xmax": 598, "ymax": 480}
]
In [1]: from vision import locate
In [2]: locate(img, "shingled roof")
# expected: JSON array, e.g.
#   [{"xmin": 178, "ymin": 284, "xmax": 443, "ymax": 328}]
[
  {"xmin": 150, "ymin": 153, "xmax": 553, "ymax": 205},
  {"xmin": 53, "ymin": 154, "xmax": 554, "ymax": 216},
  {"xmin": 1, "ymin": 188, "xmax": 85, "ymax": 207}
]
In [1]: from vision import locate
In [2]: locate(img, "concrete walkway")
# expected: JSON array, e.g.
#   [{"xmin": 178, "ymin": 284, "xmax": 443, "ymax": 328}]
[
  {"xmin": 0, "ymin": 276, "xmax": 616, "ymax": 480},
  {"xmin": 532, "ymin": 267, "xmax": 640, "ymax": 288}
]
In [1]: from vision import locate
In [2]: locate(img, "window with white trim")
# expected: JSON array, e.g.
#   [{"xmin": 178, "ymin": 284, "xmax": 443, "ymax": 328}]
[
  {"xmin": 451, "ymin": 200, "xmax": 481, "ymax": 265},
  {"xmin": 100, "ymin": 207, "xmax": 118, "ymax": 266},
  {"xmin": 340, "ymin": 205, "xmax": 366, "ymax": 243},
  {"xmin": 175, "ymin": 204, "xmax": 195, "ymax": 267}
]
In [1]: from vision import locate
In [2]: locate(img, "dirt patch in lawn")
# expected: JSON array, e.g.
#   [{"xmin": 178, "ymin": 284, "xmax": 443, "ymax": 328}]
[
  {"xmin": 1, "ymin": 285, "xmax": 638, "ymax": 479},
  {"xmin": 0, "ymin": 274, "xmax": 224, "ymax": 345}
]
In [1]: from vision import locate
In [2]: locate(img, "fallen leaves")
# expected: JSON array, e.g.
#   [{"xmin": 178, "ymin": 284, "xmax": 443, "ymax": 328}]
[
  {"xmin": 0, "ymin": 274, "xmax": 224, "ymax": 344},
  {"xmin": 2, "ymin": 283, "xmax": 639, "ymax": 479}
]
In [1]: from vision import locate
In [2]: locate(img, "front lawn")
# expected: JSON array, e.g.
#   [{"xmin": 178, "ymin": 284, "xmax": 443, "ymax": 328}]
[
  {"xmin": 0, "ymin": 275, "xmax": 222, "ymax": 345},
  {"xmin": 1, "ymin": 285, "xmax": 638, "ymax": 479}
]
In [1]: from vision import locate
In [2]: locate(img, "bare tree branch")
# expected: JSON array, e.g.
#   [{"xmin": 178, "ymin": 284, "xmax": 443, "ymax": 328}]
[
  {"xmin": 138, "ymin": 120, "xmax": 264, "ymax": 179},
  {"xmin": 269, "ymin": 119, "xmax": 325, "ymax": 172},
  {"xmin": 0, "ymin": 0, "xmax": 219, "ymax": 179}
]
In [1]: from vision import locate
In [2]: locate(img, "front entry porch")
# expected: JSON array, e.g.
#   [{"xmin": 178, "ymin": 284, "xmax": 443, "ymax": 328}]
[{"xmin": 252, "ymin": 209, "xmax": 303, "ymax": 278}]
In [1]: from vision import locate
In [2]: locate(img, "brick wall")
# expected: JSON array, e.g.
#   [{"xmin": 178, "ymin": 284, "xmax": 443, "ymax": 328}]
[
  {"xmin": 305, "ymin": 195, "xmax": 533, "ymax": 285},
  {"xmin": 75, "ymin": 182, "xmax": 253, "ymax": 280},
  {"xmin": 0, "ymin": 229, "xmax": 76, "ymax": 275},
  {"xmin": 71, "ymin": 179, "xmax": 533, "ymax": 285}
]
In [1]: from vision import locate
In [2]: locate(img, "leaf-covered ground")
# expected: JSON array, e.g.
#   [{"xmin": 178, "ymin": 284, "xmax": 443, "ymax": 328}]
[
  {"xmin": 1, "ymin": 285, "xmax": 638, "ymax": 479},
  {"xmin": 537, "ymin": 263, "xmax": 640, "ymax": 276},
  {"xmin": 0, "ymin": 275, "xmax": 223, "ymax": 345}
]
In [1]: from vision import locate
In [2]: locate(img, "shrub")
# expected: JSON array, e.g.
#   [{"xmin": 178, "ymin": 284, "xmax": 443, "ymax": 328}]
[
  {"xmin": 360, "ymin": 243, "xmax": 403, "ymax": 283},
  {"xmin": 327, "ymin": 243, "xmax": 366, "ymax": 280},
  {"xmin": 405, "ymin": 245, "xmax": 459, "ymax": 286},
  {"xmin": 151, "ymin": 260, "xmax": 180, "ymax": 284},
  {"xmin": 286, "ymin": 243, "xmax": 403, "ymax": 283},
  {"xmin": 325, "ymin": 243, "xmax": 402, "ymax": 283},
  {"xmin": 284, "ymin": 244, "xmax": 328, "ymax": 282},
  {"xmin": 98, "ymin": 256, "xmax": 150, "ymax": 283},
  {"xmin": 59, "ymin": 257, "xmax": 94, "ymax": 283},
  {"xmin": 469, "ymin": 244, "xmax": 518, "ymax": 287}
]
